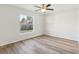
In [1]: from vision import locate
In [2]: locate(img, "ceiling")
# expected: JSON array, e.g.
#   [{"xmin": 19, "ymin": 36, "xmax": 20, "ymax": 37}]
[{"xmin": 15, "ymin": 4, "xmax": 79, "ymax": 14}]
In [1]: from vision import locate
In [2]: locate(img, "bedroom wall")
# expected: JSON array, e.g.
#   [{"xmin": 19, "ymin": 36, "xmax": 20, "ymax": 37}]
[
  {"xmin": 0, "ymin": 5, "xmax": 44, "ymax": 46},
  {"xmin": 45, "ymin": 9, "xmax": 78, "ymax": 41},
  {"xmin": 0, "ymin": 5, "xmax": 78, "ymax": 46},
  {"xmin": 77, "ymin": 9, "xmax": 79, "ymax": 41}
]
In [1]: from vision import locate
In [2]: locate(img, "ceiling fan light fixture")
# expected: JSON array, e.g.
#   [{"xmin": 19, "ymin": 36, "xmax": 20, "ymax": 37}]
[
  {"xmin": 35, "ymin": 4, "xmax": 54, "ymax": 13},
  {"xmin": 41, "ymin": 9, "xmax": 46, "ymax": 12}
]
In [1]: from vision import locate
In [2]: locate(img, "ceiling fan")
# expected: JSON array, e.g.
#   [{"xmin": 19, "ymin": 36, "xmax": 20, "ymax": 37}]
[{"xmin": 34, "ymin": 4, "xmax": 54, "ymax": 13}]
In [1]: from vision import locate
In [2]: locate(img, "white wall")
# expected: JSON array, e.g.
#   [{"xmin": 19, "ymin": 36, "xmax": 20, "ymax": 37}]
[
  {"xmin": 0, "ymin": 5, "xmax": 78, "ymax": 46},
  {"xmin": 77, "ymin": 9, "xmax": 79, "ymax": 41},
  {"xmin": 45, "ymin": 9, "xmax": 78, "ymax": 41},
  {"xmin": 0, "ymin": 5, "xmax": 44, "ymax": 46}
]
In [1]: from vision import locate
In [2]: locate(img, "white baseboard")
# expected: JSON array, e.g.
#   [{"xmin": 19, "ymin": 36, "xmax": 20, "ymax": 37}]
[
  {"xmin": 45, "ymin": 34, "xmax": 78, "ymax": 42},
  {"xmin": 0, "ymin": 34, "xmax": 44, "ymax": 46}
]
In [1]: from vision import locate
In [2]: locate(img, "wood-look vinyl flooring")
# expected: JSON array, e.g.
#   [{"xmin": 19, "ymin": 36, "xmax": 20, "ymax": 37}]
[{"xmin": 0, "ymin": 35, "xmax": 79, "ymax": 54}]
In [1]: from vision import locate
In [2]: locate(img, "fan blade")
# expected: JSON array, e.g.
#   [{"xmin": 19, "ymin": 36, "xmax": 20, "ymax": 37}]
[
  {"xmin": 35, "ymin": 9, "xmax": 41, "ymax": 11},
  {"xmin": 47, "ymin": 8, "xmax": 54, "ymax": 11},
  {"xmin": 34, "ymin": 6, "xmax": 41, "ymax": 8},
  {"xmin": 46, "ymin": 4, "xmax": 51, "ymax": 7}
]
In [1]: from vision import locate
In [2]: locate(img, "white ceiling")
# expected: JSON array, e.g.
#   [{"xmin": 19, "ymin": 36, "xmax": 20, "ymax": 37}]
[{"xmin": 14, "ymin": 4, "xmax": 79, "ymax": 14}]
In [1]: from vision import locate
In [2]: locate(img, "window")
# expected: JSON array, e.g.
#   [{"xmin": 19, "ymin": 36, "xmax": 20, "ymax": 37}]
[{"xmin": 19, "ymin": 14, "xmax": 33, "ymax": 32}]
